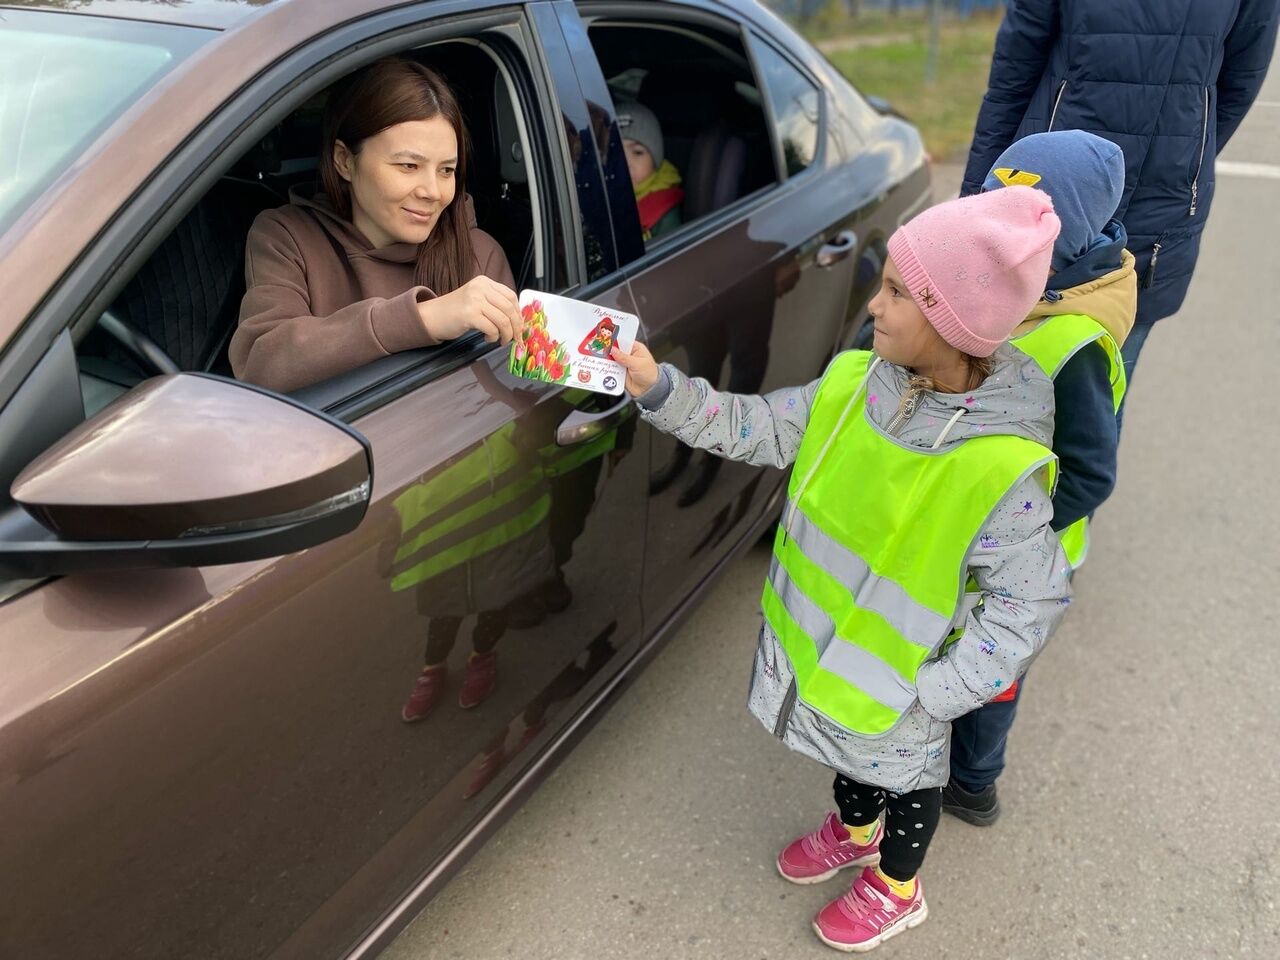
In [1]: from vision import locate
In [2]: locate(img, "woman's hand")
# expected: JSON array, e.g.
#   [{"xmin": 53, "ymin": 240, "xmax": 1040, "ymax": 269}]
[
  {"xmin": 418, "ymin": 276, "xmax": 522, "ymax": 345},
  {"xmin": 610, "ymin": 341, "xmax": 660, "ymax": 397}
]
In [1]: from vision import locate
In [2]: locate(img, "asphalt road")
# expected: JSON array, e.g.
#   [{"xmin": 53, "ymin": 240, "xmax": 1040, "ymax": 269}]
[{"xmin": 384, "ymin": 69, "xmax": 1280, "ymax": 960}]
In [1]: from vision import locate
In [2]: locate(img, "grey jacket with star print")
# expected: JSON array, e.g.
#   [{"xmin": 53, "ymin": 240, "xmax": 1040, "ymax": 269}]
[{"xmin": 636, "ymin": 345, "xmax": 1073, "ymax": 792}]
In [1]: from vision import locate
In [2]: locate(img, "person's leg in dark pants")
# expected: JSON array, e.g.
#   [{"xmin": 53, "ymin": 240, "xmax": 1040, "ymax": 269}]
[
  {"xmin": 944, "ymin": 681, "xmax": 1024, "ymax": 825},
  {"xmin": 1115, "ymin": 322, "xmax": 1153, "ymax": 434},
  {"xmin": 813, "ymin": 778, "xmax": 936, "ymax": 950},
  {"xmin": 879, "ymin": 787, "xmax": 942, "ymax": 882},
  {"xmin": 831, "ymin": 776, "xmax": 941, "ymax": 882},
  {"xmin": 832, "ymin": 773, "xmax": 886, "ymax": 831}
]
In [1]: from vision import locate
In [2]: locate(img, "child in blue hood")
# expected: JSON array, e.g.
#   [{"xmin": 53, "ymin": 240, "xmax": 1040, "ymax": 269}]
[{"xmin": 943, "ymin": 130, "xmax": 1137, "ymax": 826}]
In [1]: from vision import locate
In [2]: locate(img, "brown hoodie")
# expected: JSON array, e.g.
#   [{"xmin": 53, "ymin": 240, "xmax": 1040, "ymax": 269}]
[{"xmin": 230, "ymin": 188, "xmax": 515, "ymax": 392}]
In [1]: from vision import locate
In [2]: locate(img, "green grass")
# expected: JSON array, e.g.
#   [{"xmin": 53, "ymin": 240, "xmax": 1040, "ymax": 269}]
[
  {"xmin": 798, "ymin": 9, "xmax": 929, "ymax": 42},
  {"xmin": 818, "ymin": 15, "xmax": 1002, "ymax": 162}
]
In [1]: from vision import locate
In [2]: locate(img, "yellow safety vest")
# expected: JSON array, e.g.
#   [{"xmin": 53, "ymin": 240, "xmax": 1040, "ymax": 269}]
[
  {"xmin": 1013, "ymin": 313, "xmax": 1126, "ymax": 568},
  {"xmin": 764, "ymin": 350, "xmax": 1056, "ymax": 735}
]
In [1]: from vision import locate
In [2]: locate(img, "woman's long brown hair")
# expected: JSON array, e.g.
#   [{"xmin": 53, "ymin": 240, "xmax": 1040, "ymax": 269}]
[{"xmin": 319, "ymin": 57, "xmax": 476, "ymax": 294}]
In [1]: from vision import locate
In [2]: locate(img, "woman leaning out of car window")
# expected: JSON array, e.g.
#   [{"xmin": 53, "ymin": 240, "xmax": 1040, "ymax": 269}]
[{"xmin": 230, "ymin": 57, "xmax": 521, "ymax": 393}]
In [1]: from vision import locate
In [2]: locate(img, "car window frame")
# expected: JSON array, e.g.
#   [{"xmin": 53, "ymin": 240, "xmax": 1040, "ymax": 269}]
[
  {"xmin": 570, "ymin": 0, "xmax": 828, "ymax": 279},
  {"xmin": 745, "ymin": 28, "xmax": 828, "ymax": 184},
  {"xmin": 1, "ymin": 1, "xmax": 583, "ymax": 428}
]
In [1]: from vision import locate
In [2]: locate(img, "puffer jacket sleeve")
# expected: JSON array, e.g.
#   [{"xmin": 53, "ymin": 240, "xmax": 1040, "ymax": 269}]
[
  {"xmin": 635, "ymin": 363, "xmax": 821, "ymax": 470},
  {"xmin": 914, "ymin": 470, "xmax": 1073, "ymax": 722},
  {"xmin": 960, "ymin": 0, "xmax": 1061, "ymax": 196},
  {"xmin": 1216, "ymin": 0, "xmax": 1280, "ymax": 151}
]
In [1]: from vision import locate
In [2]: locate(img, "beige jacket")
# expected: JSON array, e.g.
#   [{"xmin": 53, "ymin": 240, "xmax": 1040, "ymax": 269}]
[{"xmin": 1015, "ymin": 249, "xmax": 1138, "ymax": 344}]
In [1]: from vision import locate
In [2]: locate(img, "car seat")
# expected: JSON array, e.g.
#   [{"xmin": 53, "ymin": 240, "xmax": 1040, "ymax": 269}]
[
  {"xmin": 635, "ymin": 69, "xmax": 769, "ymax": 221},
  {"xmin": 111, "ymin": 177, "xmax": 280, "ymax": 376}
]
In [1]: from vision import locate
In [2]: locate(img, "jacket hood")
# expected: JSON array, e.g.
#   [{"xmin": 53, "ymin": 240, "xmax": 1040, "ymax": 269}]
[
  {"xmin": 1046, "ymin": 217, "xmax": 1127, "ymax": 292},
  {"xmin": 287, "ymin": 185, "xmax": 479, "ymax": 265},
  {"xmin": 982, "ymin": 130, "xmax": 1125, "ymax": 273},
  {"xmin": 1021, "ymin": 248, "xmax": 1138, "ymax": 346},
  {"xmin": 862, "ymin": 344, "xmax": 1056, "ymax": 451}
]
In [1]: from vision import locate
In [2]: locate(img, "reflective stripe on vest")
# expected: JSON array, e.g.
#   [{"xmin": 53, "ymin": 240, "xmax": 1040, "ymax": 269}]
[
  {"xmin": 390, "ymin": 423, "xmax": 550, "ymax": 591},
  {"xmin": 764, "ymin": 350, "xmax": 1056, "ymax": 736},
  {"xmin": 1013, "ymin": 313, "xmax": 1128, "ymax": 568}
]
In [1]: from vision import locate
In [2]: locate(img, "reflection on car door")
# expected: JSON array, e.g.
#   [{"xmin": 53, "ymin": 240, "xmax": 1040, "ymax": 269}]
[
  {"xmin": 0, "ymin": 344, "xmax": 646, "ymax": 960},
  {"xmin": 0, "ymin": 57, "xmax": 645, "ymax": 960}
]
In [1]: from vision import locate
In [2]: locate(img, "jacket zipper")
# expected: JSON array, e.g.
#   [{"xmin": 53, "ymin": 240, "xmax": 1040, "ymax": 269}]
[
  {"xmin": 885, "ymin": 391, "xmax": 920, "ymax": 437},
  {"xmin": 1048, "ymin": 80, "xmax": 1067, "ymax": 131},
  {"xmin": 1190, "ymin": 87, "xmax": 1209, "ymax": 216},
  {"xmin": 1143, "ymin": 239, "xmax": 1163, "ymax": 289},
  {"xmin": 773, "ymin": 679, "xmax": 798, "ymax": 738}
]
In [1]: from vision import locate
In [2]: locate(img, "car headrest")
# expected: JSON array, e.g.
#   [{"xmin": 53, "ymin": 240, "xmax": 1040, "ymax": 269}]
[{"xmin": 229, "ymin": 130, "xmax": 283, "ymax": 181}]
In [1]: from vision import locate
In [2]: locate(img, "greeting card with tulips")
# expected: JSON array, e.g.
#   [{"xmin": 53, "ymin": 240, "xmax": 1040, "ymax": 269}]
[{"xmin": 510, "ymin": 290, "xmax": 639, "ymax": 396}]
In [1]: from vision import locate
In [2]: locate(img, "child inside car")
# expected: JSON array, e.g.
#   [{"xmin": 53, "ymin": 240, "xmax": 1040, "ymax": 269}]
[{"xmin": 617, "ymin": 102, "xmax": 684, "ymax": 245}]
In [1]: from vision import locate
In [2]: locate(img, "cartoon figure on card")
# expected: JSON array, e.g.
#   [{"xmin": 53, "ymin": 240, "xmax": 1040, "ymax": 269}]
[{"xmin": 578, "ymin": 317, "xmax": 618, "ymax": 358}]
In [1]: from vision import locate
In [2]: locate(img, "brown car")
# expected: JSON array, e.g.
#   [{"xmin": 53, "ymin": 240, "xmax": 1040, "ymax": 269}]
[{"xmin": 0, "ymin": 0, "xmax": 929, "ymax": 956}]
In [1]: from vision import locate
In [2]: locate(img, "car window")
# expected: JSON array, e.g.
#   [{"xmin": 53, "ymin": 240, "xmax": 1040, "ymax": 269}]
[
  {"xmin": 72, "ymin": 33, "xmax": 568, "ymax": 416},
  {"xmin": 583, "ymin": 16, "xmax": 776, "ymax": 259},
  {"xmin": 749, "ymin": 36, "xmax": 822, "ymax": 178},
  {"xmin": 0, "ymin": 10, "xmax": 211, "ymax": 238}
]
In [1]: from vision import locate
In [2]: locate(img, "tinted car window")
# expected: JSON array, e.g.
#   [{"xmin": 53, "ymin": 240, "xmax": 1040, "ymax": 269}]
[
  {"xmin": 750, "ymin": 37, "xmax": 821, "ymax": 177},
  {"xmin": 0, "ymin": 11, "xmax": 210, "ymax": 236},
  {"xmin": 584, "ymin": 17, "xmax": 775, "ymax": 258}
]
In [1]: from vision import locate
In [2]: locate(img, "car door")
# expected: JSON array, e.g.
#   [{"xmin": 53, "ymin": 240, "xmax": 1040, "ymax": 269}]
[
  {"xmin": 567, "ymin": 1, "xmax": 862, "ymax": 631},
  {"xmin": 0, "ymin": 6, "xmax": 645, "ymax": 960}
]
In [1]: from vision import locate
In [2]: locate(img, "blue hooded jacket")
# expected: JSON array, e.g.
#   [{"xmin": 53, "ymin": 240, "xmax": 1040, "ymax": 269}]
[
  {"xmin": 983, "ymin": 130, "xmax": 1134, "ymax": 532},
  {"xmin": 962, "ymin": 0, "xmax": 1280, "ymax": 326}
]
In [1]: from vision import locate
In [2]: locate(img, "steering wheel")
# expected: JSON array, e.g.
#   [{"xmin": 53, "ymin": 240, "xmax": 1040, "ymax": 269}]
[{"xmin": 97, "ymin": 309, "xmax": 181, "ymax": 378}]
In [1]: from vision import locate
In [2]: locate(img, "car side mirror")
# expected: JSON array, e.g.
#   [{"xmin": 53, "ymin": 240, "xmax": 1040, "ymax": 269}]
[
  {"xmin": 0, "ymin": 374, "xmax": 372, "ymax": 579},
  {"xmin": 864, "ymin": 94, "xmax": 908, "ymax": 122}
]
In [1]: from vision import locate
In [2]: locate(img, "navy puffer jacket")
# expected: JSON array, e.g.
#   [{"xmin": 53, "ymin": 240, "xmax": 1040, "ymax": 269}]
[{"xmin": 962, "ymin": 0, "xmax": 1280, "ymax": 325}]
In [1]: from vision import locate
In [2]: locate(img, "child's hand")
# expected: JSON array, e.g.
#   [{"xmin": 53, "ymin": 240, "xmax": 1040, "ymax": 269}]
[{"xmin": 611, "ymin": 341, "xmax": 660, "ymax": 397}]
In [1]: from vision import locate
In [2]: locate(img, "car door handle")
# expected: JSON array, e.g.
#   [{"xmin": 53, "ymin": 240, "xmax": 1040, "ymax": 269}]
[
  {"xmin": 556, "ymin": 394, "xmax": 631, "ymax": 446},
  {"xmin": 816, "ymin": 230, "xmax": 858, "ymax": 268}
]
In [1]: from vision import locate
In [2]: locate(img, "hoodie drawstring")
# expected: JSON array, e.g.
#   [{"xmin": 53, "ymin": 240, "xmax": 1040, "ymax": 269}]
[
  {"xmin": 784, "ymin": 358, "xmax": 882, "ymax": 536},
  {"xmin": 931, "ymin": 407, "xmax": 968, "ymax": 450}
]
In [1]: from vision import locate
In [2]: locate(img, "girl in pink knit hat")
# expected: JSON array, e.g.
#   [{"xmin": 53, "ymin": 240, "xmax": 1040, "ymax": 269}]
[{"xmin": 613, "ymin": 186, "xmax": 1070, "ymax": 952}]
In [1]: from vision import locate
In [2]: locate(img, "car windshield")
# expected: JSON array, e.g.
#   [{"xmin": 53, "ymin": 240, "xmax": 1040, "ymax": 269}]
[{"xmin": 0, "ymin": 9, "xmax": 211, "ymax": 236}]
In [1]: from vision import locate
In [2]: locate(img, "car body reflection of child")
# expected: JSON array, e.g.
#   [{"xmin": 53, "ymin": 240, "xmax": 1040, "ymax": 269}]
[{"xmin": 619, "ymin": 102, "xmax": 683, "ymax": 244}]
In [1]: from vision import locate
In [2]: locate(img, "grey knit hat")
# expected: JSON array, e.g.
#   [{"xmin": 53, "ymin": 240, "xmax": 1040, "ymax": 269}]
[{"xmin": 617, "ymin": 102, "xmax": 664, "ymax": 168}]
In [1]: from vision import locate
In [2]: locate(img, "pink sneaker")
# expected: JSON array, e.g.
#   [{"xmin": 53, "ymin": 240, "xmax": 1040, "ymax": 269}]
[
  {"xmin": 458, "ymin": 651, "xmax": 498, "ymax": 709},
  {"xmin": 777, "ymin": 812, "xmax": 882, "ymax": 885},
  {"xmin": 463, "ymin": 744, "xmax": 506, "ymax": 799},
  {"xmin": 401, "ymin": 664, "xmax": 447, "ymax": 723},
  {"xmin": 463, "ymin": 719, "xmax": 545, "ymax": 799},
  {"xmin": 813, "ymin": 867, "xmax": 928, "ymax": 953}
]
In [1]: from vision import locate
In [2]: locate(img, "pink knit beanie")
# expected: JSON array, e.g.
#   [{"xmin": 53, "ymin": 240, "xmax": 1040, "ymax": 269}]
[{"xmin": 886, "ymin": 185, "xmax": 1060, "ymax": 358}]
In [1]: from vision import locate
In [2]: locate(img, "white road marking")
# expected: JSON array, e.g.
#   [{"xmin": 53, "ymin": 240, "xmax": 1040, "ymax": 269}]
[{"xmin": 1216, "ymin": 160, "xmax": 1280, "ymax": 180}]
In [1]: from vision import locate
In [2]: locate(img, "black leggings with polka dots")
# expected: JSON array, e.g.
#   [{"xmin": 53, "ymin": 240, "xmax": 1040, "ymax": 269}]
[{"xmin": 832, "ymin": 775, "xmax": 942, "ymax": 881}]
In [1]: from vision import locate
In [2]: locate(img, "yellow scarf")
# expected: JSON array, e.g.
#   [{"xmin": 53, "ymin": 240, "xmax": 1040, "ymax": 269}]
[{"xmin": 634, "ymin": 160, "xmax": 683, "ymax": 202}]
